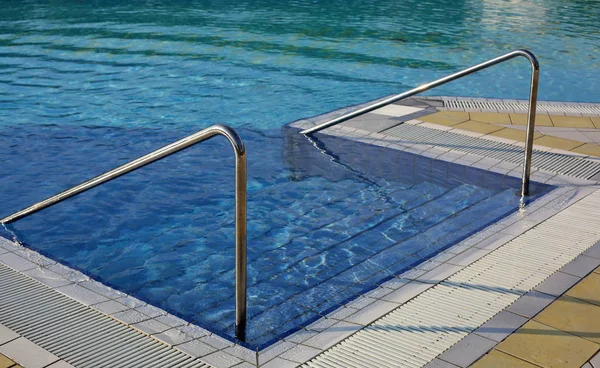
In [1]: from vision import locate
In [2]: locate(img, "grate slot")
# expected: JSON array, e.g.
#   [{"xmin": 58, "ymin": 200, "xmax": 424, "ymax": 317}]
[
  {"xmin": 443, "ymin": 99, "xmax": 600, "ymax": 116},
  {"xmin": 382, "ymin": 124, "xmax": 600, "ymax": 180},
  {"xmin": 0, "ymin": 263, "xmax": 212, "ymax": 368}
]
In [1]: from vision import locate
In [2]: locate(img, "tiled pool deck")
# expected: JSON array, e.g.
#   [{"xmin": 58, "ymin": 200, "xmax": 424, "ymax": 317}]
[
  {"xmin": 1, "ymin": 96, "xmax": 599, "ymax": 367},
  {"xmin": 468, "ymin": 246, "xmax": 600, "ymax": 368},
  {"xmin": 0, "ymin": 354, "xmax": 21, "ymax": 368}
]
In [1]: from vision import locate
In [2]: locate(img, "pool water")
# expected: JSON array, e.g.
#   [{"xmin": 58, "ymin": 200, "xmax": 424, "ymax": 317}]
[
  {"xmin": 0, "ymin": 0, "xmax": 582, "ymax": 348},
  {"xmin": 0, "ymin": 0, "xmax": 598, "ymax": 134},
  {"xmin": 0, "ymin": 123, "xmax": 553, "ymax": 347}
]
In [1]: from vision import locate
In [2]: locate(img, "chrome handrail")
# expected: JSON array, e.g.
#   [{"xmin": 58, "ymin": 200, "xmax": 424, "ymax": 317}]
[
  {"xmin": 301, "ymin": 49, "xmax": 540, "ymax": 197},
  {"xmin": 0, "ymin": 124, "xmax": 248, "ymax": 340}
]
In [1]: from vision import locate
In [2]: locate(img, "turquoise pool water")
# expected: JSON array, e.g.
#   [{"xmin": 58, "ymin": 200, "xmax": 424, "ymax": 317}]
[
  {"xmin": 0, "ymin": 0, "xmax": 583, "ymax": 348},
  {"xmin": 0, "ymin": 0, "xmax": 598, "ymax": 133}
]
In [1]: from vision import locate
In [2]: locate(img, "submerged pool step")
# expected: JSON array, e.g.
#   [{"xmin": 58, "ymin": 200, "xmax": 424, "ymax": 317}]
[
  {"xmin": 200, "ymin": 183, "xmax": 516, "ymax": 345},
  {"xmin": 0, "ymin": 262, "xmax": 212, "ymax": 368}
]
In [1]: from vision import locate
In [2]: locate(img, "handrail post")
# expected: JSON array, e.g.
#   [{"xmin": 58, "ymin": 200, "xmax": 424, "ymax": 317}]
[
  {"xmin": 235, "ymin": 149, "xmax": 247, "ymax": 340},
  {"xmin": 521, "ymin": 53, "xmax": 540, "ymax": 197}
]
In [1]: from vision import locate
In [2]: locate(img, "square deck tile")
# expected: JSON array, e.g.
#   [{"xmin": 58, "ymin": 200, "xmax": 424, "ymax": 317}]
[
  {"xmin": 371, "ymin": 105, "xmax": 422, "ymax": 117},
  {"xmin": 534, "ymin": 295, "xmax": 600, "ymax": 344},
  {"xmin": 423, "ymin": 358, "xmax": 460, "ymax": 368},
  {"xmin": 510, "ymin": 114, "xmax": 553, "ymax": 126},
  {"xmin": 46, "ymin": 362, "xmax": 76, "ymax": 368},
  {"xmin": 0, "ymin": 355, "xmax": 15, "ymax": 368},
  {"xmin": 0, "ymin": 338, "xmax": 59, "ymax": 368},
  {"xmin": 590, "ymin": 351, "xmax": 600, "ymax": 367},
  {"xmin": 506, "ymin": 291, "xmax": 556, "ymax": 318},
  {"xmin": 565, "ymin": 272, "xmax": 600, "ymax": 307},
  {"xmin": 571, "ymin": 144, "xmax": 600, "ymax": 157},
  {"xmin": 472, "ymin": 350, "xmax": 541, "ymax": 368},
  {"xmin": 0, "ymin": 325, "xmax": 19, "ymax": 345},
  {"xmin": 497, "ymin": 320, "xmax": 599, "ymax": 368},
  {"xmin": 550, "ymin": 116, "xmax": 595, "ymax": 128},
  {"xmin": 341, "ymin": 114, "xmax": 401, "ymax": 133},
  {"xmin": 474, "ymin": 311, "xmax": 528, "ymax": 342},
  {"xmin": 561, "ymin": 255, "xmax": 600, "ymax": 278},
  {"xmin": 533, "ymin": 135, "xmax": 585, "ymax": 151},
  {"xmin": 583, "ymin": 242, "xmax": 600, "ymax": 259},
  {"xmin": 486, "ymin": 128, "xmax": 541, "ymax": 142},
  {"xmin": 437, "ymin": 334, "xmax": 497, "ymax": 367},
  {"xmin": 453, "ymin": 121, "xmax": 504, "ymax": 135},
  {"xmin": 534, "ymin": 272, "xmax": 581, "ymax": 297},
  {"xmin": 469, "ymin": 112, "xmax": 511, "ymax": 125},
  {"xmin": 279, "ymin": 344, "xmax": 321, "ymax": 363},
  {"xmin": 420, "ymin": 112, "xmax": 469, "ymax": 126},
  {"xmin": 544, "ymin": 130, "xmax": 595, "ymax": 143}
]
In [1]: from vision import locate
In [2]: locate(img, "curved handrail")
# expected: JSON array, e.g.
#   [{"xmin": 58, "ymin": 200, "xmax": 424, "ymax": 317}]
[
  {"xmin": 0, "ymin": 124, "xmax": 248, "ymax": 340},
  {"xmin": 301, "ymin": 49, "xmax": 539, "ymax": 197}
]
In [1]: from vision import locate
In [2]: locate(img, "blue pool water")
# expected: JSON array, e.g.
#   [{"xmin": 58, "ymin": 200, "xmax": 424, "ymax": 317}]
[
  {"xmin": 0, "ymin": 123, "xmax": 553, "ymax": 347},
  {"xmin": 0, "ymin": 0, "xmax": 584, "ymax": 348}
]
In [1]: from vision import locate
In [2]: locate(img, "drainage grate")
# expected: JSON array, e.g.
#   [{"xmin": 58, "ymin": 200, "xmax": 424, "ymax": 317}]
[
  {"xmin": 444, "ymin": 99, "xmax": 600, "ymax": 116},
  {"xmin": 382, "ymin": 123, "xmax": 600, "ymax": 180},
  {"xmin": 0, "ymin": 264, "xmax": 211, "ymax": 368},
  {"xmin": 303, "ymin": 190, "xmax": 600, "ymax": 368}
]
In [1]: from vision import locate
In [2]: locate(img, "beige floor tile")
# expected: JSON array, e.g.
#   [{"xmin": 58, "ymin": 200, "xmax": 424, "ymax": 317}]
[
  {"xmin": 510, "ymin": 114, "xmax": 554, "ymax": 126},
  {"xmin": 487, "ymin": 128, "xmax": 542, "ymax": 142},
  {"xmin": 0, "ymin": 355, "xmax": 15, "ymax": 368},
  {"xmin": 551, "ymin": 116, "xmax": 595, "ymax": 128},
  {"xmin": 419, "ymin": 112, "xmax": 469, "ymax": 126},
  {"xmin": 442, "ymin": 111, "xmax": 470, "ymax": 120},
  {"xmin": 592, "ymin": 117, "xmax": 600, "ymax": 129},
  {"xmin": 470, "ymin": 112, "xmax": 512, "ymax": 125},
  {"xmin": 534, "ymin": 295, "xmax": 600, "ymax": 344},
  {"xmin": 497, "ymin": 320, "xmax": 599, "ymax": 368},
  {"xmin": 595, "ymin": 266, "xmax": 600, "ymax": 275},
  {"xmin": 566, "ymin": 273, "xmax": 600, "ymax": 307},
  {"xmin": 472, "ymin": 350, "xmax": 540, "ymax": 368},
  {"xmin": 453, "ymin": 120, "xmax": 505, "ymax": 134},
  {"xmin": 533, "ymin": 135, "xmax": 584, "ymax": 151},
  {"xmin": 570, "ymin": 143, "xmax": 600, "ymax": 157}
]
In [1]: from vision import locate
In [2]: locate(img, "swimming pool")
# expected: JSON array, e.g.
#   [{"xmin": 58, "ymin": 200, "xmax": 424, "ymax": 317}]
[
  {"xmin": 0, "ymin": 122, "xmax": 553, "ymax": 347},
  {"xmin": 0, "ymin": 0, "xmax": 586, "ymax": 349}
]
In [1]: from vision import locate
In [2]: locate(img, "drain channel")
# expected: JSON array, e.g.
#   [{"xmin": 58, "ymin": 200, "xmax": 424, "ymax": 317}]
[
  {"xmin": 443, "ymin": 99, "xmax": 600, "ymax": 116},
  {"xmin": 0, "ymin": 263, "xmax": 211, "ymax": 368},
  {"xmin": 382, "ymin": 123, "xmax": 600, "ymax": 180}
]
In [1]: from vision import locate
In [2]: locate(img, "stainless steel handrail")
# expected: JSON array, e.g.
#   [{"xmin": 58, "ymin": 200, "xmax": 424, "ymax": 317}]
[
  {"xmin": 301, "ymin": 49, "xmax": 540, "ymax": 197},
  {"xmin": 0, "ymin": 124, "xmax": 248, "ymax": 340}
]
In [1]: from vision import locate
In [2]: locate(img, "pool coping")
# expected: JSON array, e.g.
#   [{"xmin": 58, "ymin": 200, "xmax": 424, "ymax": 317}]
[{"xmin": 1, "ymin": 96, "xmax": 599, "ymax": 368}]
